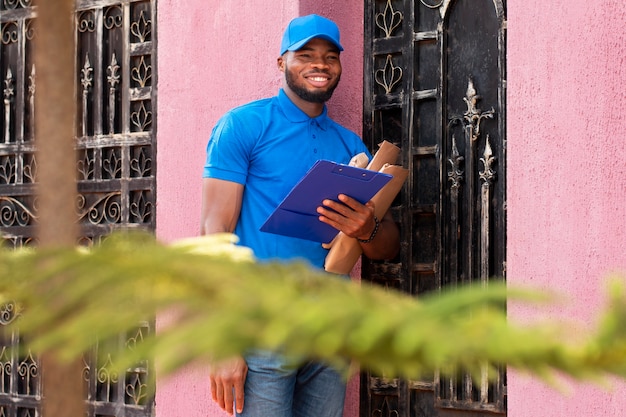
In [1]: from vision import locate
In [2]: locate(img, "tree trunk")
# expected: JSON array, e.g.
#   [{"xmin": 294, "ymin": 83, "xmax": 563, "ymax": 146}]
[{"xmin": 34, "ymin": 1, "xmax": 85, "ymax": 416}]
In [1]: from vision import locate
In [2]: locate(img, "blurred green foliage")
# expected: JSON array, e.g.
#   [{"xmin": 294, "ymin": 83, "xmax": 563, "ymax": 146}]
[{"xmin": 0, "ymin": 232, "xmax": 624, "ymax": 386}]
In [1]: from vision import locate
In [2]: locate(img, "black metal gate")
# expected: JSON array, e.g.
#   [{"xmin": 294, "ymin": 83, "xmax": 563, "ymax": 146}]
[
  {"xmin": 361, "ymin": 1, "xmax": 507, "ymax": 416},
  {"xmin": 0, "ymin": 1, "xmax": 156, "ymax": 416}
]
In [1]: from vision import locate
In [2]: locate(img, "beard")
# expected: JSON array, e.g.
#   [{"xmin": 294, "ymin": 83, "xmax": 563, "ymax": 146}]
[{"xmin": 285, "ymin": 66, "xmax": 340, "ymax": 104}]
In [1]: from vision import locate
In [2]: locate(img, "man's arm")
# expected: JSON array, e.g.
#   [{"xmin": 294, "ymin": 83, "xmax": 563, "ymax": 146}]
[
  {"xmin": 357, "ymin": 210, "xmax": 399, "ymax": 260},
  {"xmin": 200, "ymin": 178, "xmax": 244, "ymax": 235},
  {"xmin": 201, "ymin": 178, "xmax": 248, "ymax": 415},
  {"xmin": 317, "ymin": 194, "xmax": 400, "ymax": 260}
]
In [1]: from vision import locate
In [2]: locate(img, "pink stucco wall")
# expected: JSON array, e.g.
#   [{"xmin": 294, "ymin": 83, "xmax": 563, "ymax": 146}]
[
  {"xmin": 157, "ymin": 0, "xmax": 626, "ymax": 416},
  {"xmin": 155, "ymin": 1, "xmax": 363, "ymax": 416},
  {"xmin": 507, "ymin": 0, "xmax": 626, "ymax": 416}
]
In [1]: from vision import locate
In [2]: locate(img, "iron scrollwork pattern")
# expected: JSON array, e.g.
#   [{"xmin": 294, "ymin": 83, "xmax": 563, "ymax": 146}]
[
  {"xmin": 0, "ymin": 6, "xmax": 41, "ymax": 393},
  {"xmin": 439, "ymin": 0, "xmax": 507, "ymax": 413},
  {"xmin": 0, "ymin": 301, "xmax": 40, "ymax": 417},
  {"xmin": 1, "ymin": 4, "xmax": 37, "ymax": 248},
  {"xmin": 375, "ymin": 55, "xmax": 403, "ymax": 95},
  {"xmin": 75, "ymin": 3, "xmax": 156, "ymax": 416},
  {"xmin": 0, "ymin": 1, "xmax": 32, "ymax": 10},
  {"xmin": 83, "ymin": 322, "xmax": 153, "ymax": 412},
  {"xmin": 0, "ymin": 1, "xmax": 156, "ymax": 417},
  {"xmin": 375, "ymin": 0, "xmax": 403, "ymax": 39},
  {"xmin": 363, "ymin": 0, "xmax": 506, "ymax": 416},
  {"xmin": 75, "ymin": 0, "xmax": 156, "ymax": 242},
  {"xmin": 440, "ymin": 80, "xmax": 503, "ymax": 411}
]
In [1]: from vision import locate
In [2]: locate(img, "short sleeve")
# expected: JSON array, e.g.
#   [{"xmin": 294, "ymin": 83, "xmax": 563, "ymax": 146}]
[{"xmin": 203, "ymin": 111, "xmax": 255, "ymax": 184}]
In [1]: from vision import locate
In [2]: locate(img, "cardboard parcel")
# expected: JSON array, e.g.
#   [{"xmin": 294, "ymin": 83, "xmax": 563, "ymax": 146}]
[{"xmin": 323, "ymin": 140, "xmax": 408, "ymax": 275}]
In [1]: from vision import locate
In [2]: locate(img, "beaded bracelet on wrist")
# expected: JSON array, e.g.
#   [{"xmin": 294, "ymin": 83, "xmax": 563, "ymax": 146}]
[{"xmin": 357, "ymin": 215, "xmax": 379, "ymax": 243}]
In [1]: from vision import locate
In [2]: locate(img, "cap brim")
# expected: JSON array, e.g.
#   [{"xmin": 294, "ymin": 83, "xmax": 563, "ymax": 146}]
[{"xmin": 283, "ymin": 34, "xmax": 344, "ymax": 55}]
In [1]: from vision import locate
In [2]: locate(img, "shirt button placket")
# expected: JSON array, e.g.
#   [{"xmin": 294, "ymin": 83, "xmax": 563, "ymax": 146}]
[{"xmin": 311, "ymin": 120, "xmax": 318, "ymax": 154}]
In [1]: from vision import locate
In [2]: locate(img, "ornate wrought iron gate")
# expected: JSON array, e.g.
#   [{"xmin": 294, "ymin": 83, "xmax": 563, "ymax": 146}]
[
  {"xmin": 361, "ymin": 1, "xmax": 507, "ymax": 416},
  {"xmin": 0, "ymin": 1, "xmax": 156, "ymax": 416}
]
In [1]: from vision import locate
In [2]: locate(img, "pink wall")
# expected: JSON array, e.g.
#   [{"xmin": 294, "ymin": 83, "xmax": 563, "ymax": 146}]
[
  {"xmin": 507, "ymin": 0, "xmax": 626, "ymax": 416},
  {"xmin": 155, "ymin": 1, "xmax": 363, "ymax": 416},
  {"xmin": 157, "ymin": 0, "xmax": 626, "ymax": 416}
]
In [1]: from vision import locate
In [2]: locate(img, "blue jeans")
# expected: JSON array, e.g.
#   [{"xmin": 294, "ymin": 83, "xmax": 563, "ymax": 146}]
[{"xmin": 237, "ymin": 350, "xmax": 346, "ymax": 417}]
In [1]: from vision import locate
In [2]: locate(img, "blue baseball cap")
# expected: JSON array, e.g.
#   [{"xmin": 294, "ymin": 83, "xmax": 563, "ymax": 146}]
[{"xmin": 280, "ymin": 14, "xmax": 344, "ymax": 55}]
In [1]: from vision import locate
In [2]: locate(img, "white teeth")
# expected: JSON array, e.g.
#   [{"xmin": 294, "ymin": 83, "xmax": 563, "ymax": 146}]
[{"xmin": 310, "ymin": 77, "xmax": 328, "ymax": 82}]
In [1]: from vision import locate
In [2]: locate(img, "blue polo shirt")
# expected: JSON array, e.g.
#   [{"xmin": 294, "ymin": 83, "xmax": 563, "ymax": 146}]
[{"xmin": 203, "ymin": 89, "xmax": 370, "ymax": 268}]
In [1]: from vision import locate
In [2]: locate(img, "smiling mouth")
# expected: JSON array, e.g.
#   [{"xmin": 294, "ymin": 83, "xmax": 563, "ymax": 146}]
[{"xmin": 306, "ymin": 74, "xmax": 332, "ymax": 88}]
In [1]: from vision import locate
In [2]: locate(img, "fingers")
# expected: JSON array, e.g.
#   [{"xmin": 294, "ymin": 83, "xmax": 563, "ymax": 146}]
[
  {"xmin": 234, "ymin": 377, "xmax": 246, "ymax": 414},
  {"xmin": 326, "ymin": 194, "xmax": 367, "ymax": 214},
  {"xmin": 209, "ymin": 376, "xmax": 234, "ymax": 414},
  {"xmin": 223, "ymin": 385, "xmax": 235, "ymax": 415},
  {"xmin": 210, "ymin": 375, "xmax": 217, "ymax": 402},
  {"xmin": 318, "ymin": 196, "xmax": 365, "ymax": 220},
  {"xmin": 208, "ymin": 377, "xmax": 244, "ymax": 415},
  {"xmin": 210, "ymin": 375, "xmax": 228, "ymax": 413},
  {"xmin": 317, "ymin": 195, "xmax": 375, "ymax": 238},
  {"xmin": 209, "ymin": 357, "xmax": 248, "ymax": 415}
]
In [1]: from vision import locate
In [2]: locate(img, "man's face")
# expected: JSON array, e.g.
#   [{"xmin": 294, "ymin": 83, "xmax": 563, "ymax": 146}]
[{"xmin": 280, "ymin": 38, "xmax": 342, "ymax": 104}]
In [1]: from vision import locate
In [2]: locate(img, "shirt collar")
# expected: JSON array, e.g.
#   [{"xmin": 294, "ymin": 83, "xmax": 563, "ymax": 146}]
[{"xmin": 277, "ymin": 89, "xmax": 329, "ymax": 130}]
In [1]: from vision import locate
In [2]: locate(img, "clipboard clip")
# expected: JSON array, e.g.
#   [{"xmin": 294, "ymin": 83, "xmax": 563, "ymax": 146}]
[{"xmin": 332, "ymin": 164, "xmax": 378, "ymax": 181}]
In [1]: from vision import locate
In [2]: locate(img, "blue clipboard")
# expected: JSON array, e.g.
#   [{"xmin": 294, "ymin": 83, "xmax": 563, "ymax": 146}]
[{"xmin": 260, "ymin": 160, "xmax": 393, "ymax": 243}]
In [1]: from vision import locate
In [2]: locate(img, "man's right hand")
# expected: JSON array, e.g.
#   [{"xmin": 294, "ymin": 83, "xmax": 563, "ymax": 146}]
[{"xmin": 209, "ymin": 356, "xmax": 248, "ymax": 415}]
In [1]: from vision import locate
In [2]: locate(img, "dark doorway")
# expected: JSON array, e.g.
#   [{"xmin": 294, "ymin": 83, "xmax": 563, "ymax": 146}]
[{"xmin": 361, "ymin": 1, "xmax": 507, "ymax": 416}]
